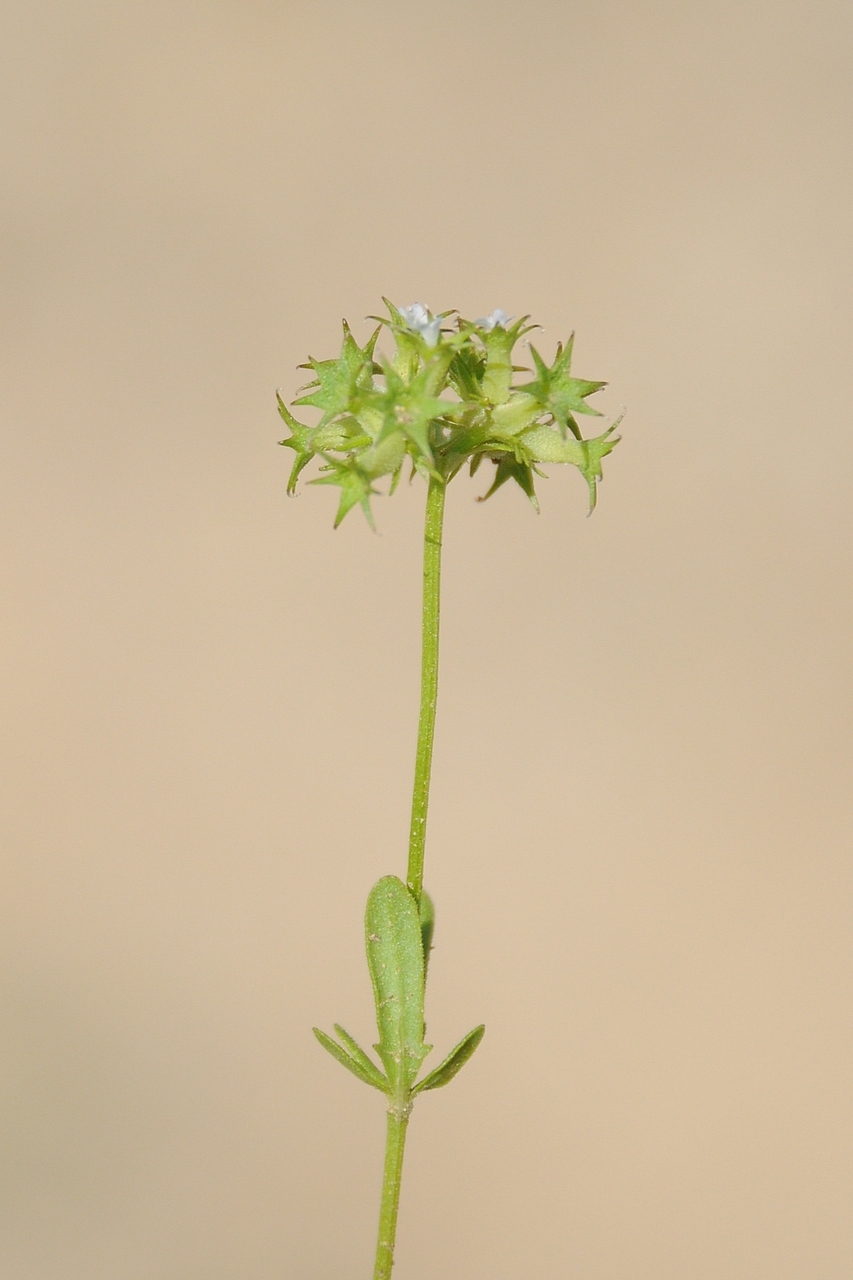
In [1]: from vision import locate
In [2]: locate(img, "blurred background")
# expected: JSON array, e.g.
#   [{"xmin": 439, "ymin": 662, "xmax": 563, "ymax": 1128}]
[{"xmin": 2, "ymin": 2, "xmax": 851, "ymax": 1277}]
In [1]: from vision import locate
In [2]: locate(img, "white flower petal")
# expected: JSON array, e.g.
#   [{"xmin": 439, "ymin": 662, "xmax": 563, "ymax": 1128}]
[
  {"xmin": 401, "ymin": 302, "xmax": 430, "ymax": 328},
  {"xmin": 400, "ymin": 303, "xmax": 442, "ymax": 346},
  {"xmin": 421, "ymin": 317, "xmax": 442, "ymax": 347},
  {"xmin": 474, "ymin": 309, "xmax": 511, "ymax": 331}
]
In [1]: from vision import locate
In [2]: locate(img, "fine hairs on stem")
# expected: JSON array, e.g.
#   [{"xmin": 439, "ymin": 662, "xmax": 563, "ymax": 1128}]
[
  {"xmin": 280, "ymin": 300, "xmax": 622, "ymax": 1277},
  {"xmin": 406, "ymin": 474, "xmax": 444, "ymax": 905}
]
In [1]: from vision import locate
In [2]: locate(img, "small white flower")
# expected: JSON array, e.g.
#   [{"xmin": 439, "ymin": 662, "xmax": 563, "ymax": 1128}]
[
  {"xmin": 400, "ymin": 302, "xmax": 429, "ymax": 328},
  {"xmin": 474, "ymin": 309, "xmax": 511, "ymax": 331},
  {"xmin": 400, "ymin": 302, "xmax": 442, "ymax": 348}
]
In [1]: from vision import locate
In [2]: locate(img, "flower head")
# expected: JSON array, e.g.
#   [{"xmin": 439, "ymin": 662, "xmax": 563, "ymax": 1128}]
[
  {"xmin": 279, "ymin": 300, "xmax": 620, "ymax": 526},
  {"xmin": 400, "ymin": 302, "xmax": 442, "ymax": 348}
]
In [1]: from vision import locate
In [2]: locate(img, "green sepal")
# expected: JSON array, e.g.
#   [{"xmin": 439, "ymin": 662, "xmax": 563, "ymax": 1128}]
[
  {"xmin": 478, "ymin": 453, "xmax": 541, "ymax": 511},
  {"xmin": 357, "ymin": 430, "xmax": 408, "ymax": 481},
  {"xmin": 479, "ymin": 316, "xmax": 535, "ymax": 406},
  {"xmin": 523, "ymin": 417, "xmax": 622, "ymax": 512},
  {"xmin": 519, "ymin": 337, "xmax": 606, "ymax": 436},
  {"xmin": 412, "ymin": 453, "xmax": 437, "ymax": 484},
  {"xmin": 373, "ymin": 360, "xmax": 459, "ymax": 472},
  {"xmin": 312, "ymin": 417, "xmax": 371, "ymax": 453},
  {"xmin": 294, "ymin": 321, "xmax": 379, "ymax": 428},
  {"xmin": 419, "ymin": 337, "xmax": 464, "ymax": 398},
  {"xmin": 277, "ymin": 393, "xmax": 316, "ymax": 494},
  {"xmin": 311, "ymin": 457, "xmax": 378, "ymax": 528},
  {"xmin": 366, "ymin": 876, "xmax": 431, "ymax": 1100},
  {"xmin": 368, "ymin": 299, "xmax": 421, "ymax": 381},
  {"xmin": 447, "ymin": 343, "xmax": 487, "ymax": 402},
  {"xmin": 490, "ymin": 392, "xmax": 542, "ymax": 438},
  {"xmin": 411, "ymin": 1024, "xmax": 486, "ymax": 1096},
  {"xmin": 313, "ymin": 1026, "xmax": 389, "ymax": 1093}
]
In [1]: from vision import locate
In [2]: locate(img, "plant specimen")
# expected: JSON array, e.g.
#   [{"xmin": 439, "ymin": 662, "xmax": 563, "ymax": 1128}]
[{"xmin": 278, "ymin": 301, "xmax": 621, "ymax": 1278}]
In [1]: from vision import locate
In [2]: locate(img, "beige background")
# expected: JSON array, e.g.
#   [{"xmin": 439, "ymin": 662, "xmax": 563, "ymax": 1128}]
[{"xmin": 2, "ymin": 2, "xmax": 852, "ymax": 1277}]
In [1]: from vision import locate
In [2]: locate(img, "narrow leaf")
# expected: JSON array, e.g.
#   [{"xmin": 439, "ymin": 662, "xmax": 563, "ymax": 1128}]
[
  {"xmin": 333, "ymin": 1024, "xmax": 389, "ymax": 1092},
  {"xmin": 412, "ymin": 1025, "xmax": 486, "ymax": 1096},
  {"xmin": 313, "ymin": 1027, "xmax": 388, "ymax": 1092}
]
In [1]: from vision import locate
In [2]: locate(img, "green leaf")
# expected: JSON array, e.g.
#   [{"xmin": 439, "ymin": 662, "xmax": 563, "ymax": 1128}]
[
  {"xmin": 366, "ymin": 875, "xmax": 431, "ymax": 1100},
  {"xmin": 333, "ymin": 1024, "xmax": 389, "ymax": 1091},
  {"xmin": 523, "ymin": 417, "xmax": 622, "ymax": 512},
  {"xmin": 313, "ymin": 1027, "xmax": 389, "ymax": 1092},
  {"xmin": 411, "ymin": 1025, "xmax": 485, "ymax": 1096}
]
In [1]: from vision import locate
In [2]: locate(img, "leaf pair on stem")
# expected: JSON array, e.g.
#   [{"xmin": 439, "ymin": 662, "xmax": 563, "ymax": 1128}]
[{"xmin": 314, "ymin": 876, "xmax": 484, "ymax": 1115}]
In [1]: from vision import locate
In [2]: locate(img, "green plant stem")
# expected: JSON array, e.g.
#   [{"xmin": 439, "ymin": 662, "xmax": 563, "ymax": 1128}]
[
  {"xmin": 371, "ymin": 477, "xmax": 444, "ymax": 1280},
  {"xmin": 407, "ymin": 475, "xmax": 446, "ymax": 905},
  {"xmin": 373, "ymin": 1109, "xmax": 410, "ymax": 1280}
]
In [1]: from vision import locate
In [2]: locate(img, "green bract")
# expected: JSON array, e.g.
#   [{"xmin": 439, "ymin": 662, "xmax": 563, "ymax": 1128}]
[{"xmin": 278, "ymin": 300, "xmax": 621, "ymax": 525}]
